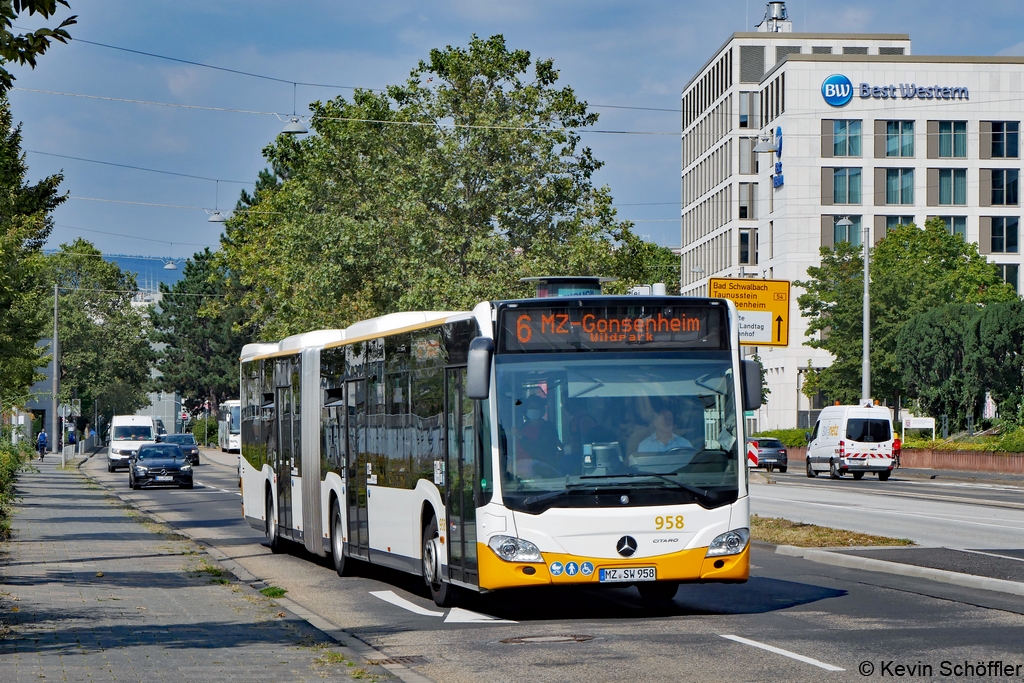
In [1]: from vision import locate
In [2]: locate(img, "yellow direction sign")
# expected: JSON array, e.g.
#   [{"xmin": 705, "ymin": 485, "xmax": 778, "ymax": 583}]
[{"xmin": 708, "ymin": 278, "xmax": 791, "ymax": 346}]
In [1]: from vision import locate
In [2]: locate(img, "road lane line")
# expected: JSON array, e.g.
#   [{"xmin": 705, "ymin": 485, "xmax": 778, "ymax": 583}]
[
  {"xmin": 369, "ymin": 590, "xmax": 444, "ymax": 617},
  {"xmin": 443, "ymin": 607, "xmax": 516, "ymax": 624},
  {"xmin": 194, "ymin": 480, "xmax": 242, "ymax": 495},
  {"xmin": 719, "ymin": 635, "xmax": 844, "ymax": 671},
  {"xmin": 952, "ymin": 547, "xmax": 1024, "ymax": 563}
]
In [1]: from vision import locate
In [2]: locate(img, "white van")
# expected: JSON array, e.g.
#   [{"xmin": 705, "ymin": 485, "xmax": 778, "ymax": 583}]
[
  {"xmin": 806, "ymin": 403, "xmax": 894, "ymax": 481},
  {"xmin": 108, "ymin": 415, "xmax": 158, "ymax": 472}
]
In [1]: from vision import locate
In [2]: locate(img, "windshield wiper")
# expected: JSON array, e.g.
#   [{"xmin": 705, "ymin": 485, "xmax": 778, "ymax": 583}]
[{"xmin": 577, "ymin": 472, "xmax": 718, "ymax": 502}]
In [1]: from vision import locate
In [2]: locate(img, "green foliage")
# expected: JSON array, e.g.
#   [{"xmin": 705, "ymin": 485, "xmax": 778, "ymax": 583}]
[
  {"xmin": 974, "ymin": 299, "xmax": 1024, "ymax": 421},
  {"xmin": 150, "ymin": 249, "xmax": 249, "ymax": 410},
  {"xmin": 749, "ymin": 351, "xmax": 771, "ymax": 405},
  {"xmin": 219, "ymin": 34, "xmax": 678, "ymax": 338},
  {"xmin": 0, "ymin": 94, "xmax": 65, "ymax": 410},
  {"xmin": 0, "ymin": 436, "xmax": 31, "ymax": 538},
  {"xmin": 0, "ymin": 1, "xmax": 76, "ymax": 91},
  {"xmin": 43, "ymin": 239, "xmax": 153, "ymax": 423},
  {"xmin": 797, "ymin": 218, "xmax": 1014, "ymax": 406},
  {"xmin": 189, "ymin": 416, "xmax": 217, "ymax": 447},
  {"xmin": 753, "ymin": 428, "xmax": 807, "ymax": 448}
]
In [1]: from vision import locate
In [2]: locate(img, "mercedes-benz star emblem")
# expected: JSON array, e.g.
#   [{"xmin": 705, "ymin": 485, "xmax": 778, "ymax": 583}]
[{"xmin": 616, "ymin": 535, "xmax": 637, "ymax": 557}]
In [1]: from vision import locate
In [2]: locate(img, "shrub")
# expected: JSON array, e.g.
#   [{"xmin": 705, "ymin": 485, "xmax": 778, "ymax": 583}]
[
  {"xmin": 753, "ymin": 428, "xmax": 808, "ymax": 448},
  {"xmin": 189, "ymin": 417, "xmax": 217, "ymax": 447},
  {"xmin": 0, "ymin": 439, "xmax": 32, "ymax": 539}
]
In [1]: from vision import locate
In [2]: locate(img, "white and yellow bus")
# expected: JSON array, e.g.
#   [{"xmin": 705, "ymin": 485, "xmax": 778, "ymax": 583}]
[
  {"xmin": 239, "ymin": 284, "xmax": 761, "ymax": 606},
  {"xmin": 217, "ymin": 399, "xmax": 241, "ymax": 453}
]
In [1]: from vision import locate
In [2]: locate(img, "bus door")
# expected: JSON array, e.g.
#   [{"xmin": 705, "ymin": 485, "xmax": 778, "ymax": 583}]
[
  {"xmin": 346, "ymin": 379, "xmax": 369, "ymax": 559},
  {"xmin": 275, "ymin": 382, "xmax": 293, "ymax": 532},
  {"xmin": 445, "ymin": 367, "xmax": 478, "ymax": 585}
]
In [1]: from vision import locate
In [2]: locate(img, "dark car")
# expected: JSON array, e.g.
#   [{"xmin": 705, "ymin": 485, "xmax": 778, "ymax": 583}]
[
  {"xmin": 163, "ymin": 433, "xmax": 200, "ymax": 465},
  {"xmin": 746, "ymin": 437, "xmax": 788, "ymax": 473},
  {"xmin": 129, "ymin": 444, "xmax": 194, "ymax": 490}
]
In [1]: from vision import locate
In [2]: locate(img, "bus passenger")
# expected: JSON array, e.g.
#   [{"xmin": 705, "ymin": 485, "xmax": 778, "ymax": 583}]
[{"xmin": 637, "ymin": 408, "xmax": 693, "ymax": 453}]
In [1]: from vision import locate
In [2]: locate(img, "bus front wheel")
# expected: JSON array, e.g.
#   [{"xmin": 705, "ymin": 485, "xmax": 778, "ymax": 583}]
[
  {"xmin": 637, "ymin": 581, "xmax": 679, "ymax": 603},
  {"xmin": 331, "ymin": 500, "xmax": 348, "ymax": 577},
  {"xmin": 266, "ymin": 489, "xmax": 281, "ymax": 554},
  {"xmin": 422, "ymin": 517, "xmax": 455, "ymax": 607}
]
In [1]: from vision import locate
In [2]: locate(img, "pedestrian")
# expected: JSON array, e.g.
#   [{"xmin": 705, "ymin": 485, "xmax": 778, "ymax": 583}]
[{"xmin": 36, "ymin": 429, "xmax": 48, "ymax": 461}]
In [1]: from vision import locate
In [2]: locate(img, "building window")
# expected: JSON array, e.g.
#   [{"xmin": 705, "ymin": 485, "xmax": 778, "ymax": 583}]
[
  {"xmin": 739, "ymin": 137, "xmax": 757, "ymax": 174},
  {"xmin": 739, "ymin": 92, "xmax": 760, "ymax": 129},
  {"xmin": 832, "ymin": 168, "xmax": 862, "ymax": 204},
  {"xmin": 991, "ymin": 216, "xmax": 1019, "ymax": 253},
  {"xmin": 885, "ymin": 216, "xmax": 914, "ymax": 232},
  {"xmin": 886, "ymin": 121, "xmax": 914, "ymax": 157},
  {"xmin": 739, "ymin": 229, "xmax": 757, "ymax": 265},
  {"xmin": 992, "ymin": 169, "xmax": 1019, "ymax": 206},
  {"xmin": 937, "ymin": 215, "xmax": 967, "ymax": 239},
  {"xmin": 992, "ymin": 121, "xmax": 1020, "ymax": 158},
  {"xmin": 886, "ymin": 168, "xmax": 914, "ymax": 205},
  {"xmin": 833, "ymin": 120, "xmax": 862, "ymax": 157},
  {"xmin": 939, "ymin": 169, "xmax": 967, "ymax": 205},
  {"xmin": 834, "ymin": 215, "xmax": 863, "ymax": 247},
  {"xmin": 938, "ymin": 121, "xmax": 967, "ymax": 158},
  {"xmin": 996, "ymin": 264, "xmax": 1019, "ymax": 292},
  {"xmin": 739, "ymin": 182, "xmax": 756, "ymax": 219}
]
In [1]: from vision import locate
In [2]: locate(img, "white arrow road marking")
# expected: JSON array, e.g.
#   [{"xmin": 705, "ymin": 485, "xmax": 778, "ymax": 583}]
[
  {"xmin": 443, "ymin": 607, "xmax": 516, "ymax": 624},
  {"xmin": 370, "ymin": 590, "xmax": 445, "ymax": 617},
  {"xmin": 720, "ymin": 635, "xmax": 844, "ymax": 671}
]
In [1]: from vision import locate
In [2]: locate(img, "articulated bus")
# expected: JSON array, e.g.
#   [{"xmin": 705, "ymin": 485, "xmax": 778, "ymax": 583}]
[
  {"xmin": 239, "ymin": 288, "xmax": 762, "ymax": 605},
  {"xmin": 218, "ymin": 399, "xmax": 241, "ymax": 452}
]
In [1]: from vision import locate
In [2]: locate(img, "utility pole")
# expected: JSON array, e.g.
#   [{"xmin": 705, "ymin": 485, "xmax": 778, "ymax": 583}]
[
  {"xmin": 862, "ymin": 223, "xmax": 871, "ymax": 402},
  {"xmin": 51, "ymin": 284, "xmax": 59, "ymax": 454}
]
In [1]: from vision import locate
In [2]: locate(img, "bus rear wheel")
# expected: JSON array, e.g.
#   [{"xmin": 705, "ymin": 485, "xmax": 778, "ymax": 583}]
[
  {"xmin": 422, "ymin": 517, "xmax": 455, "ymax": 607},
  {"xmin": 266, "ymin": 489, "xmax": 281, "ymax": 554},
  {"xmin": 331, "ymin": 500, "xmax": 348, "ymax": 577}
]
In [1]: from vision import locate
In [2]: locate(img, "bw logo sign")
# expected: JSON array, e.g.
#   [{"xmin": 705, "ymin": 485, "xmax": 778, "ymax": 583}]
[{"xmin": 821, "ymin": 74, "xmax": 853, "ymax": 107}]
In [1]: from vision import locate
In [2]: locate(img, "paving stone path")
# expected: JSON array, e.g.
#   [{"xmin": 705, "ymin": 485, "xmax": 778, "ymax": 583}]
[{"xmin": 0, "ymin": 459, "xmax": 369, "ymax": 682}]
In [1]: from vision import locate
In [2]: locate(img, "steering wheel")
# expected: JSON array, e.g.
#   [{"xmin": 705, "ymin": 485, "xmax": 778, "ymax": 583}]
[{"xmin": 519, "ymin": 459, "xmax": 561, "ymax": 478}]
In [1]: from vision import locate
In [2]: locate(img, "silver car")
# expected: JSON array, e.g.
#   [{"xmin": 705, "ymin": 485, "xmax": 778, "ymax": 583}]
[{"xmin": 747, "ymin": 437, "xmax": 788, "ymax": 473}]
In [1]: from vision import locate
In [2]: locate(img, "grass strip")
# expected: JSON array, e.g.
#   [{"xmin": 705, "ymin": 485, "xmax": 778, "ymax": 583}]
[{"xmin": 751, "ymin": 514, "xmax": 914, "ymax": 548}]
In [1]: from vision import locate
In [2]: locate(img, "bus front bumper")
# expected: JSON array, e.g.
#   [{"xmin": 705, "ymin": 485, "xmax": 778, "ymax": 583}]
[{"xmin": 477, "ymin": 543, "xmax": 749, "ymax": 590}]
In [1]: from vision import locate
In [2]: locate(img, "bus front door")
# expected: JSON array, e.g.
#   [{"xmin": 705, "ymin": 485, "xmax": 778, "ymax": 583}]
[
  {"xmin": 275, "ymin": 383, "xmax": 293, "ymax": 532},
  {"xmin": 346, "ymin": 380, "xmax": 369, "ymax": 560},
  {"xmin": 445, "ymin": 367, "xmax": 478, "ymax": 586}
]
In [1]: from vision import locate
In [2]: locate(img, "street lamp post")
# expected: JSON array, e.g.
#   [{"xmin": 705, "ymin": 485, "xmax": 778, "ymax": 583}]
[{"xmin": 835, "ymin": 217, "xmax": 870, "ymax": 401}]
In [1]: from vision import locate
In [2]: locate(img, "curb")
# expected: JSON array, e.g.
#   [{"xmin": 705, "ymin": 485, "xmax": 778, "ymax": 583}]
[
  {"xmin": 776, "ymin": 545, "xmax": 1024, "ymax": 598},
  {"xmin": 77, "ymin": 464, "xmax": 435, "ymax": 683}
]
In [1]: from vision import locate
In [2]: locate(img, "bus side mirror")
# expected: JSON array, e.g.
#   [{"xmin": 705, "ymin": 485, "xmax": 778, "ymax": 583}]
[
  {"xmin": 466, "ymin": 337, "xmax": 494, "ymax": 400},
  {"xmin": 740, "ymin": 360, "xmax": 762, "ymax": 412}
]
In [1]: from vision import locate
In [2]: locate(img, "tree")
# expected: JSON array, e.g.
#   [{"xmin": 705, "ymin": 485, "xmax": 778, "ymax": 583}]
[
  {"xmin": 797, "ymin": 218, "xmax": 1015, "ymax": 405},
  {"xmin": 974, "ymin": 300, "xmax": 1024, "ymax": 423},
  {"xmin": 896, "ymin": 304, "xmax": 983, "ymax": 430},
  {"xmin": 150, "ymin": 248, "xmax": 249, "ymax": 410},
  {"xmin": 0, "ymin": 1, "xmax": 76, "ymax": 91},
  {"xmin": 219, "ymin": 34, "xmax": 678, "ymax": 339},
  {"xmin": 0, "ymin": 94, "xmax": 64, "ymax": 409},
  {"xmin": 44, "ymin": 239, "xmax": 152, "ymax": 422}
]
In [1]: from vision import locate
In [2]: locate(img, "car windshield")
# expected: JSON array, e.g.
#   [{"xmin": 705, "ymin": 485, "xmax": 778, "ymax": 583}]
[
  {"xmin": 756, "ymin": 438, "xmax": 783, "ymax": 448},
  {"xmin": 495, "ymin": 352, "xmax": 739, "ymax": 512},
  {"xmin": 137, "ymin": 445, "xmax": 183, "ymax": 461},
  {"xmin": 846, "ymin": 418, "xmax": 891, "ymax": 443},
  {"xmin": 113, "ymin": 426, "xmax": 153, "ymax": 441},
  {"xmin": 164, "ymin": 434, "xmax": 196, "ymax": 445}
]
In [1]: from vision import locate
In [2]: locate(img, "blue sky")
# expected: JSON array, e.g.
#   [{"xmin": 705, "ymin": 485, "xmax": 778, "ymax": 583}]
[{"xmin": 9, "ymin": 0, "xmax": 1024, "ymax": 258}]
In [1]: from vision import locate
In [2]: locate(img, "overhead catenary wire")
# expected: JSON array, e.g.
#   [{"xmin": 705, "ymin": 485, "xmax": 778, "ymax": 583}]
[{"xmin": 27, "ymin": 150, "xmax": 253, "ymax": 184}]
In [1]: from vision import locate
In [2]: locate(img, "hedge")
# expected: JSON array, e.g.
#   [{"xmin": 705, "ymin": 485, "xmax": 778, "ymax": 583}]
[
  {"xmin": 752, "ymin": 428, "xmax": 808, "ymax": 448},
  {"xmin": 0, "ymin": 439, "xmax": 32, "ymax": 539}
]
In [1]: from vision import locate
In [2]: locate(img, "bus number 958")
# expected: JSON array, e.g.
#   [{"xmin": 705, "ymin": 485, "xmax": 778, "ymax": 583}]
[{"xmin": 655, "ymin": 515, "xmax": 685, "ymax": 530}]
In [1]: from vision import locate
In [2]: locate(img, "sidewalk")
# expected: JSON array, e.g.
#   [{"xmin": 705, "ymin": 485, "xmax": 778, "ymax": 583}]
[{"xmin": 0, "ymin": 459, "xmax": 370, "ymax": 682}]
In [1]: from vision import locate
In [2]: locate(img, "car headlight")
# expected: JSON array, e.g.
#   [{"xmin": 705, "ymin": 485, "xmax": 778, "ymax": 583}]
[
  {"xmin": 706, "ymin": 528, "xmax": 750, "ymax": 557},
  {"xmin": 135, "ymin": 466, "xmax": 148, "ymax": 475},
  {"xmin": 487, "ymin": 535, "xmax": 543, "ymax": 563},
  {"xmin": 180, "ymin": 463, "xmax": 192, "ymax": 471}
]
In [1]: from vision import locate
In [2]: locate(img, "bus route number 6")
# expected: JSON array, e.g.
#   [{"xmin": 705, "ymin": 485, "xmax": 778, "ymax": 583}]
[{"xmin": 517, "ymin": 314, "xmax": 533, "ymax": 343}]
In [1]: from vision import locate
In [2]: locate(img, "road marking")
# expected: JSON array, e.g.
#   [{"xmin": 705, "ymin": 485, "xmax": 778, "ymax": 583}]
[
  {"xmin": 370, "ymin": 590, "xmax": 444, "ymax": 617},
  {"xmin": 952, "ymin": 547, "xmax": 1024, "ymax": 564},
  {"xmin": 443, "ymin": 607, "xmax": 516, "ymax": 624},
  {"xmin": 719, "ymin": 635, "xmax": 844, "ymax": 671},
  {"xmin": 194, "ymin": 481, "xmax": 241, "ymax": 496}
]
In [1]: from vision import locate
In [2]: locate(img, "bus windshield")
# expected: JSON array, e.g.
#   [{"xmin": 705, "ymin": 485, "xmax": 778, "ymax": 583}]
[
  {"xmin": 229, "ymin": 406, "xmax": 240, "ymax": 434},
  {"xmin": 495, "ymin": 352, "xmax": 739, "ymax": 513}
]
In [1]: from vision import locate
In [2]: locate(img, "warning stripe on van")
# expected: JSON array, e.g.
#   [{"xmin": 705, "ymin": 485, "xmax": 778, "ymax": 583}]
[{"xmin": 845, "ymin": 453, "xmax": 890, "ymax": 459}]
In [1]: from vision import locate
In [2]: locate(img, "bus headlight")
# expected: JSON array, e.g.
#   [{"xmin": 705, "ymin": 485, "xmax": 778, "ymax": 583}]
[
  {"xmin": 706, "ymin": 528, "xmax": 750, "ymax": 557},
  {"xmin": 487, "ymin": 535, "xmax": 543, "ymax": 563}
]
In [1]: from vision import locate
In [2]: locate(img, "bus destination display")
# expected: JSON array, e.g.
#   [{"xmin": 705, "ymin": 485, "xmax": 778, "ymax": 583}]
[{"xmin": 499, "ymin": 305, "xmax": 724, "ymax": 352}]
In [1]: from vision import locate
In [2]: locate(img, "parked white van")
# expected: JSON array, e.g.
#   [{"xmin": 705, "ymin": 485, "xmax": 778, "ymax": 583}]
[
  {"xmin": 108, "ymin": 415, "xmax": 158, "ymax": 472},
  {"xmin": 806, "ymin": 403, "xmax": 894, "ymax": 481}
]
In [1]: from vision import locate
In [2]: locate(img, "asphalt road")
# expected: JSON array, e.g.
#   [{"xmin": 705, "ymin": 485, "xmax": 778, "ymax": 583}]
[
  {"xmin": 749, "ymin": 468, "xmax": 1024, "ymax": 548},
  {"xmin": 83, "ymin": 451, "xmax": 1024, "ymax": 683}
]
